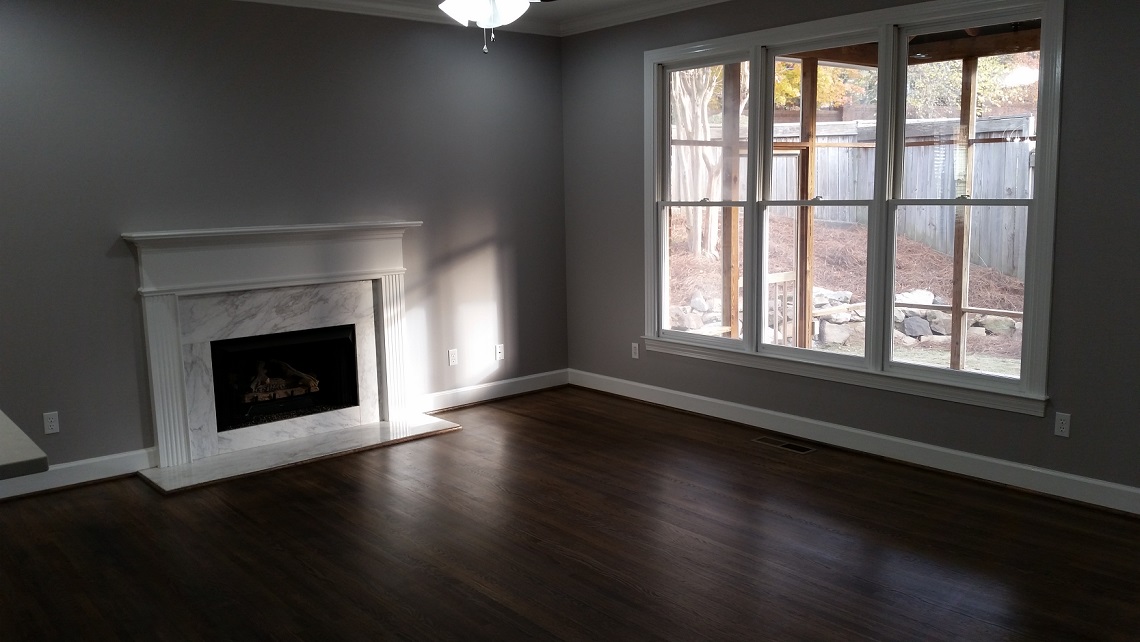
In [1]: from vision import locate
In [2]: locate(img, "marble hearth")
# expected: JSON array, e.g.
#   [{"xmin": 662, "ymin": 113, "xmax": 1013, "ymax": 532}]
[
  {"xmin": 123, "ymin": 222, "xmax": 459, "ymax": 492},
  {"xmin": 181, "ymin": 281, "xmax": 378, "ymax": 460}
]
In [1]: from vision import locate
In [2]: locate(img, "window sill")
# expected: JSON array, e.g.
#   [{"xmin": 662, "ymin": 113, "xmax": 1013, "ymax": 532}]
[{"xmin": 643, "ymin": 336, "xmax": 1047, "ymax": 416}]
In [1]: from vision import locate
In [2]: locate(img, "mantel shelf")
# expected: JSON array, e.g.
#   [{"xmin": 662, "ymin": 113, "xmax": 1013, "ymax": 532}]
[
  {"xmin": 122, "ymin": 221, "xmax": 422, "ymax": 249},
  {"xmin": 122, "ymin": 221, "xmax": 422, "ymax": 296}
]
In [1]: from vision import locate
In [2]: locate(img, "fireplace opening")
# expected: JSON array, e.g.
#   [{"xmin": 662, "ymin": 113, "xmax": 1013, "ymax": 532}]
[{"xmin": 210, "ymin": 324, "xmax": 360, "ymax": 432}]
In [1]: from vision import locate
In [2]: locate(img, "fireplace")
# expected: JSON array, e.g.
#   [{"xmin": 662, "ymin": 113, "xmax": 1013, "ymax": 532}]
[
  {"xmin": 123, "ymin": 222, "xmax": 459, "ymax": 487},
  {"xmin": 211, "ymin": 324, "xmax": 360, "ymax": 432}
]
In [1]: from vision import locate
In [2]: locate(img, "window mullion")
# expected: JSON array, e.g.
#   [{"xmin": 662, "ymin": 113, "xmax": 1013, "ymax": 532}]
[
  {"xmin": 753, "ymin": 46, "xmax": 775, "ymax": 353},
  {"xmin": 864, "ymin": 24, "xmax": 900, "ymax": 374}
]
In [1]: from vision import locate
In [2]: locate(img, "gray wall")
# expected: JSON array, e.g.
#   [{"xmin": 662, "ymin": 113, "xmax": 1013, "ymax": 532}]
[
  {"xmin": 0, "ymin": 0, "xmax": 567, "ymax": 464},
  {"xmin": 4, "ymin": 0, "xmax": 1136, "ymax": 495},
  {"xmin": 563, "ymin": 0, "xmax": 1140, "ymax": 488}
]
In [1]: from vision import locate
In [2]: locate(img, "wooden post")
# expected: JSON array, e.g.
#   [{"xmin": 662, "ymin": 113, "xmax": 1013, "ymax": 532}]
[
  {"xmin": 950, "ymin": 57, "xmax": 978, "ymax": 370},
  {"xmin": 796, "ymin": 58, "xmax": 818, "ymax": 348},
  {"xmin": 722, "ymin": 63, "xmax": 742, "ymax": 338}
]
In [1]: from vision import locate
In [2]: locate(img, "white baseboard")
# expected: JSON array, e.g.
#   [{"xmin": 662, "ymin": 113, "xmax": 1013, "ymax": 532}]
[
  {"xmin": 9, "ymin": 370, "xmax": 1136, "ymax": 517},
  {"xmin": 0, "ymin": 448, "xmax": 157, "ymax": 501},
  {"xmin": 0, "ymin": 369, "xmax": 573, "ymax": 501},
  {"xmin": 417, "ymin": 369, "xmax": 570, "ymax": 413},
  {"xmin": 569, "ymin": 369, "xmax": 1140, "ymax": 516}
]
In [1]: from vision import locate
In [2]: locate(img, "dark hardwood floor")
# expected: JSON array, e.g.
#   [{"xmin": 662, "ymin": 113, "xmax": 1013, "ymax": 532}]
[{"xmin": 2, "ymin": 387, "xmax": 1138, "ymax": 640}]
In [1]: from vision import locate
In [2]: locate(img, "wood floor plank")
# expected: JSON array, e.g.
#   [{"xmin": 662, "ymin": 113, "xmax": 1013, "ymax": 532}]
[{"xmin": 2, "ymin": 387, "xmax": 1138, "ymax": 640}]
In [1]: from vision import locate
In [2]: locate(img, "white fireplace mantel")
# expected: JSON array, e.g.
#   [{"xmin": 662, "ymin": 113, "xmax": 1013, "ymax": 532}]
[
  {"xmin": 123, "ymin": 221, "xmax": 422, "ymax": 296},
  {"xmin": 123, "ymin": 221, "xmax": 457, "ymax": 491}
]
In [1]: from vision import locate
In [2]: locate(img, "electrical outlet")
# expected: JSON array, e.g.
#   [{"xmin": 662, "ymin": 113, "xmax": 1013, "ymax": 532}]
[
  {"xmin": 495, "ymin": 344, "xmax": 505, "ymax": 361},
  {"xmin": 1054, "ymin": 412, "xmax": 1071, "ymax": 438},
  {"xmin": 631, "ymin": 342, "xmax": 639, "ymax": 359},
  {"xmin": 43, "ymin": 411, "xmax": 60, "ymax": 435},
  {"xmin": 448, "ymin": 348, "xmax": 458, "ymax": 366}
]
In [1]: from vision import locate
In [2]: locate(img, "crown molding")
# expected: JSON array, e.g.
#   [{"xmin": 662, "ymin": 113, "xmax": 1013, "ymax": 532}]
[
  {"xmin": 232, "ymin": 0, "xmax": 469, "ymax": 29},
  {"xmin": 554, "ymin": 0, "xmax": 734, "ymax": 36},
  {"xmin": 231, "ymin": 0, "xmax": 734, "ymax": 37}
]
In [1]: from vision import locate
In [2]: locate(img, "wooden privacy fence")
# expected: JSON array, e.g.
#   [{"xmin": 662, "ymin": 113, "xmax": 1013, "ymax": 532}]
[{"xmin": 770, "ymin": 115, "xmax": 1034, "ymax": 279}]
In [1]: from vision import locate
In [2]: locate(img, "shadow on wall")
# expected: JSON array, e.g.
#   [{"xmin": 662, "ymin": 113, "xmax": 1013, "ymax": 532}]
[{"xmin": 404, "ymin": 222, "xmax": 517, "ymax": 402}]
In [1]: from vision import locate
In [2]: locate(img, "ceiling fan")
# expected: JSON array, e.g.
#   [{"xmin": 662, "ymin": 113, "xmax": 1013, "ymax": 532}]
[{"xmin": 439, "ymin": 0, "xmax": 559, "ymax": 52}]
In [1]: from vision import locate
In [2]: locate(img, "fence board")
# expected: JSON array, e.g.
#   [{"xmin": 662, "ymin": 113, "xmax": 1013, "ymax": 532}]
[{"xmin": 766, "ymin": 115, "xmax": 1031, "ymax": 280}]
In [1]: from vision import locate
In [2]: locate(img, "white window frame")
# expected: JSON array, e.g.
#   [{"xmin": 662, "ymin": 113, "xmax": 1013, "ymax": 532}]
[{"xmin": 643, "ymin": 0, "xmax": 1063, "ymax": 415}]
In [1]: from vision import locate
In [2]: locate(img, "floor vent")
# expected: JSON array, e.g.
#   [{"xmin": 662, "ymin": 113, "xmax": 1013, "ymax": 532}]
[{"xmin": 752, "ymin": 436, "xmax": 816, "ymax": 454}]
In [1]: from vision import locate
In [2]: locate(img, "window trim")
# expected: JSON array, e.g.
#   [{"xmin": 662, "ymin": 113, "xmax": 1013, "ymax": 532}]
[{"xmin": 644, "ymin": 0, "xmax": 1063, "ymax": 416}]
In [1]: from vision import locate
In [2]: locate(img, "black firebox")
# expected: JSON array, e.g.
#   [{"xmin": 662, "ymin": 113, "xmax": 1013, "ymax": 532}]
[{"xmin": 210, "ymin": 324, "xmax": 360, "ymax": 432}]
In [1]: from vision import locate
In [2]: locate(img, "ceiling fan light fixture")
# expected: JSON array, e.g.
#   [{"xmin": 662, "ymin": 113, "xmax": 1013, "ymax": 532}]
[
  {"xmin": 438, "ymin": 0, "xmax": 473, "ymax": 26},
  {"xmin": 438, "ymin": 0, "xmax": 532, "ymax": 29}
]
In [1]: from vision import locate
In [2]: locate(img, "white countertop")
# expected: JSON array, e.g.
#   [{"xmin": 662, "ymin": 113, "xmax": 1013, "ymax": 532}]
[{"xmin": 0, "ymin": 409, "xmax": 49, "ymax": 480}]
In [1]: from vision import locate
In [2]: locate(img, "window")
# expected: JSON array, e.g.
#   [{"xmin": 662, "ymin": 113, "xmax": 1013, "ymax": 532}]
[
  {"xmin": 645, "ymin": 0, "xmax": 1062, "ymax": 414},
  {"xmin": 892, "ymin": 21, "xmax": 1040, "ymax": 378},
  {"xmin": 662, "ymin": 61, "xmax": 749, "ymax": 340},
  {"xmin": 762, "ymin": 42, "xmax": 879, "ymax": 358}
]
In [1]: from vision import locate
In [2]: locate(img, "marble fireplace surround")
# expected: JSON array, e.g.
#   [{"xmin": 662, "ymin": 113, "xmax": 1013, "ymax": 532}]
[
  {"xmin": 123, "ymin": 222, "xmax": 459, "ymax": 492},
  {"xmin": 180, "ymin": 281, "xmax": 379, "ymax": 460}
]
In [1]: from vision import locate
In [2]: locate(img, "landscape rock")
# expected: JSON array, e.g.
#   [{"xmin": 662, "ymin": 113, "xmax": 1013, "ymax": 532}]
[
  {"xmin": 670, "ymin": 306, "xmax": 709, "ymax": 331},
  {"xmin": 819, "ymin": 319, "xmax": 852, "ymax": 345},
  {"xmin": 763, "ymin": 281, "xmax": 1021, "ymax": 354},
  {"xmin": 690, "ymin": 294, "xmax": 709, "ymax": 312},
  {"xmin": 896, "ymin": 289, "xmax": 935, "ymax": 306},
  {"xmin": 669, "ymin": 306, "xmax": 687, "ymax": 330},
  {"xmin": 978, "ymin": 315, "xmax": 1017, "ymax": 336},
  {"xmin": 896, "ymin": 304, "xmax": 928, "ymax": 319},
  {"xmin": 927, "ymin": 310, "xmax": 952, "ymax": 335},
  {"xmin": 893, "ymin": 329, "xmax": 918, "ymax": 346},
  {"xmin": 813, "ymin": 287, "xmax": 853, "ymax": 309},
  {"xmin": 902, "ymin": 316, "xmax": 932, "ymax": 337}
]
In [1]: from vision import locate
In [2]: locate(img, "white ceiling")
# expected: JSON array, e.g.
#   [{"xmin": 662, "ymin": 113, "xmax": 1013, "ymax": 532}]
[{"xmin": 233, "ymin": 0, "xmax": 734, "ymax": 36}]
